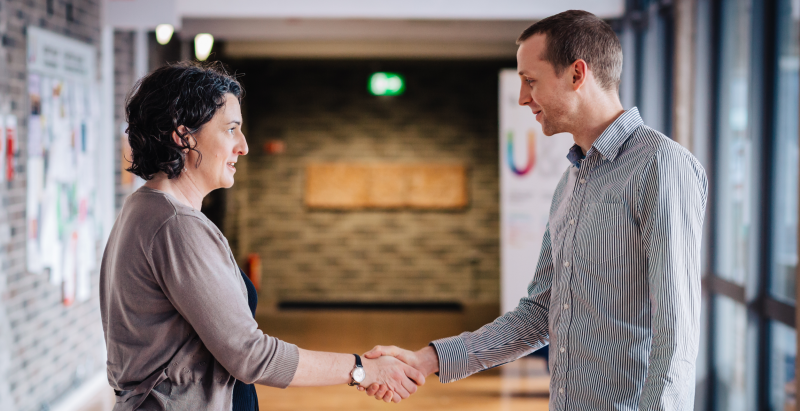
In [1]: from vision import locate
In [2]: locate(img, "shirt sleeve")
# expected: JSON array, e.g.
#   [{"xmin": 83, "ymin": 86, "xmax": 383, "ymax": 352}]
[
  {"xmin": 636, "ymin": 148, "xmax": 708, "ymax": 410},
  {"xmin": 148, "ymin": 213, "xmax": 299, "ymax": 388},
  {"xmin": 432, "ymin": 222, "xmax": 554, "ymax": 383}
]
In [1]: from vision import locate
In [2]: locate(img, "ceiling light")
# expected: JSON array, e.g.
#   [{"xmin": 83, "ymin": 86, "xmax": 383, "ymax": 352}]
[
  {"xmin": 194, "ymin": 33, "xmax": 214, "ymax": 61},
  {"xmin": 155, "ymin": 24, "xmax": 174, "ymax": 45}
]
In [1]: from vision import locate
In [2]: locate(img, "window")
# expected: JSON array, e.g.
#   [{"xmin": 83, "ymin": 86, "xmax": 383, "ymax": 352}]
[
  {"xmin": 703, "ymin": 0, "xmax": 798, "ymax": 409},
  {"xmin": 713, "ymin": 296, "xmax": 750, "ymax": 411},
  {"xmin": 715, "ymin": 0, "xmax": 755, "ymax": 286},
  {"xmin": 770, "ymin": 321, "xmax": 796, "ymax": 410},
  {"xmin": 770, "ymin": 0, "xmax": 800, "ymax": 305},
  {"xmin": 768, "ymin": 0, "xmax": 799, "ymax": 408}
]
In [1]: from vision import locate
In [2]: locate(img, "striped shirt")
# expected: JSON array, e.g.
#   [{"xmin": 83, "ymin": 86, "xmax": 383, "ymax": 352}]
[{"xmin": 432, "ymin": 108, "xmax": 708, "ymax": 411}]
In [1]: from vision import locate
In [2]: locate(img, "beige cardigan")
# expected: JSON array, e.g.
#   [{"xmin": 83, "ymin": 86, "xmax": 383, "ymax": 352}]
[{"xmin": 100, "ymin": 186, "xmax": 298, "ymax": 410}]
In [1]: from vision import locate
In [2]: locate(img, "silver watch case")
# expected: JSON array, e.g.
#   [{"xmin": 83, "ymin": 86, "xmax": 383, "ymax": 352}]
[{"xmin": 351, "ymin": 365, "xmax": 366, "ymax": 385}]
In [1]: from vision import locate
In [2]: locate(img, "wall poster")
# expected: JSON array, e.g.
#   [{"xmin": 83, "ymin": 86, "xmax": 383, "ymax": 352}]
[
  {"xmin": 26, "ymin": 26, "xmax": 110, "ymax": 305},
  {"xmin": 499, "ymin": 69, "xmax": 574, "ymax": 314}
]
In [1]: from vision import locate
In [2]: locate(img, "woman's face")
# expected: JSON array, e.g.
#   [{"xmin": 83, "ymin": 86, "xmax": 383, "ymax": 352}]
[{"xmin": 185, "ymin": 93, "xmax": 248, "ymax": 191}]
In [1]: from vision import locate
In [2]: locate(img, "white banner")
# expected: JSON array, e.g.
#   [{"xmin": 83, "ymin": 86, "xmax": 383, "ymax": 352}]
[{"xmin": 499, "ymin": 69, "xmax": 574, "ymax": 314}]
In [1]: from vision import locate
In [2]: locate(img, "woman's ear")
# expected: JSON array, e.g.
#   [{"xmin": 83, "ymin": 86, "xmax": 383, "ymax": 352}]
[{"xmin": 172, "ymin": 125, "xmax": 194, "ymax": 150}]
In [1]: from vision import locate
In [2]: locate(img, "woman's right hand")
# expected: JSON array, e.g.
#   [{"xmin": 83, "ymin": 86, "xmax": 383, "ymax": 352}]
[{"xmin": 360, "ymin": 355, "xmax": 426, "ymax": 403}]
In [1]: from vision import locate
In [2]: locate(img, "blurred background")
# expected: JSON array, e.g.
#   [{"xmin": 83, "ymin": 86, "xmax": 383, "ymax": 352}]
[{"xmin": 0, "ymin": 0, "xmax": 797, "ymax": 410}]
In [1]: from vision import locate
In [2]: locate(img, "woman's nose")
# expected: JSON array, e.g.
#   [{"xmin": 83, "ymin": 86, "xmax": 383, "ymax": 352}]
[{"xmin": 238, "ymin": 136, "xmax": 249, "ymax": 155}]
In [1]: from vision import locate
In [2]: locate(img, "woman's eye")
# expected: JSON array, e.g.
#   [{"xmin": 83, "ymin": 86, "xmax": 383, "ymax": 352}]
[{"xmin": 526, "ymin": 79, "xmax": 535, "ymax": 86}]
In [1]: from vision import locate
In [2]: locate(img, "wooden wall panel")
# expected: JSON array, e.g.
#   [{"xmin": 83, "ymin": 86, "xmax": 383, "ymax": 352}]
[
  {"xmin": 368, "ymin": 164, "xmax": 409, "ymax": 208},
  {"xmin": 305, "ymin": 163, "xmax": 369, "ymax": 208},
  {"xmin": 305, "ymin": 163, "xmax": 468, "ymax": 209},
  {"xmin": 407, "ymin": 165, "xmax": 468, "ymax": 209}
]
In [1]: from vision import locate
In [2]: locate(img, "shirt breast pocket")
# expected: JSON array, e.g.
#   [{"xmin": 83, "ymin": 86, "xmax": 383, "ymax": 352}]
[{"xmin": 576, "ymin": 202, "xmax": 629, "ymax": 264}]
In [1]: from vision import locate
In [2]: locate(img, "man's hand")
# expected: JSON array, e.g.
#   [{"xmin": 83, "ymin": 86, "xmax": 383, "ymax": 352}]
[
  {"xmin": 359, "ymin": 355, "xmax": 426, "ymax": 404},
  {"xmin": 359, "ymin": 345, "xmax": 440, "ymax": 402}
]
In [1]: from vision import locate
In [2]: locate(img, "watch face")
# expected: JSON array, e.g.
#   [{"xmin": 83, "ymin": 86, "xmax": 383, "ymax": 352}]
[{"xmin": 353, "ymin": 367, "xmax": 366, "ymax": 382}]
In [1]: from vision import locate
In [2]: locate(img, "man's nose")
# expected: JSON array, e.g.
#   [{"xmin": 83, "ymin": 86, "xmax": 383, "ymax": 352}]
[{"xmin": 518, "ymin": 86, "xmax": 532, "ymax": 106}]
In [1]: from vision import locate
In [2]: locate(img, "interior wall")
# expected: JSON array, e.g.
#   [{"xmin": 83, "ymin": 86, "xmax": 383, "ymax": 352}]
[
  {"xmin": 0, "ymin": 1, "xmax": 106, "ymax": 410},
  {"xmin": 114, "ymin": 30, "xmax": 136, "ymax": 212},
  {"xmin": 225, "ymin": 59, "xmax": 512, "ymax": 307}
]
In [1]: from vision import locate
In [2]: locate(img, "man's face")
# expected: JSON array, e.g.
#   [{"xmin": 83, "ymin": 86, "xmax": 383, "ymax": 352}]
[{"xmin": 517, "ymin": 34, "xmax": 575, "ymax": 136}]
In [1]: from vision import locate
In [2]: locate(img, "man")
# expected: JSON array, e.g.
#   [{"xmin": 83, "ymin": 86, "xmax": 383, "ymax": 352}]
[{"xmin": 362, "ymin": 10, "xmax": 708, "ymax": 410}]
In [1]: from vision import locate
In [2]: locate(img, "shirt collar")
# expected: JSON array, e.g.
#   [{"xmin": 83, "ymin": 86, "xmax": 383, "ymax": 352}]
[
  {"xmin": 567, "ymin": 144, "xmax": 586, "ymax": 168},
  {"xmin": 587, "ymin": 107, "xmax": 644, "ymax": 162}
]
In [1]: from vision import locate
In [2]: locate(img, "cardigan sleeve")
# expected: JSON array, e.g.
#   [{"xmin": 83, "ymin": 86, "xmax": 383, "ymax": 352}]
[{"xmin": 148, "ymin": 213, "xmax": 299, "ymax": 387}]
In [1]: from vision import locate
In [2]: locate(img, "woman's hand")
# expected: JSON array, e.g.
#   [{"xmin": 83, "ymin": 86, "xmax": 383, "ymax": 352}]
[
  {"xmin": 358, "ymin": 345, "xmax": 440, "ymax": 402},
  {"xmin": 359, "ymin": 355, "xmax": 426, "ymax": 403}
]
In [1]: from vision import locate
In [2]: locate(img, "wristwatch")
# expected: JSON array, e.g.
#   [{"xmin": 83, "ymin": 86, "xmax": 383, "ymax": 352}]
[{"xmin": 349, "ymin": 354, "xmax": 366, "ymax": 386}]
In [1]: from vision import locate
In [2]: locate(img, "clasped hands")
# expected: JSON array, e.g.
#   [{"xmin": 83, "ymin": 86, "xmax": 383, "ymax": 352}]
[{"xmin": 357, "ymin": 345, "xmax": 440, "ymax": 403}]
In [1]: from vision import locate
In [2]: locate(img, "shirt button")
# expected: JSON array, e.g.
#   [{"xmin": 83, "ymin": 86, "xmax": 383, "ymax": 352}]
[
  {"xmin": 579, "ymin": 178, "xmax": 586, "ymax": 184},
  {"xmin": 569, "ymin": 219, "xmax": 575, "ymax": 225},
  {"xmin": 559, "ymin": 387, "xmax": 564, "ymax": 394},
  {"xmin": 563, "ymin": 261, "xmax": 570, "ymax": 267},
  {"xmin": 563, "ymin": 304, "xmax": 569, "ymax": 310}
]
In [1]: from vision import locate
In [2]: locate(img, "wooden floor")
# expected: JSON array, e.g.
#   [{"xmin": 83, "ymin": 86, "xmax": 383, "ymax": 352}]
[{"xmin": 253, "ymin": 308, "xmax": 551, "ymax": 411}]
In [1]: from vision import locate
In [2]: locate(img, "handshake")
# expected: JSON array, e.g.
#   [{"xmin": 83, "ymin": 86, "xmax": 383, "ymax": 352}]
[{"xmin": 355, "ymin": 345, "xmax": 441, "ymax": 404}]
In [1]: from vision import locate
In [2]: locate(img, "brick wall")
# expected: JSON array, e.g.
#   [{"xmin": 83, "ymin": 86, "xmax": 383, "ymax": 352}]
[
  {"xmin": 114, "ymin": 30, "xmax": 135, "ymax": 212},
  {"xmin": 225, "ymin": 59, "xmax": 512, "ymax": 306},
  {"xmin": 0, "ymin": 1, "xmax": 105, "ymax": 410}
]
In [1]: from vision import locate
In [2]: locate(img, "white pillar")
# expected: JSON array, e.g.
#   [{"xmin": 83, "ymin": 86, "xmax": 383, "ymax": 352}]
[
  {"xmin": 134, "ymin": 28, "xmax": 148, "ymax": 80},
  {"xmin": 99, "ymin": 25, "xmax": 116, "ymax": 242}
]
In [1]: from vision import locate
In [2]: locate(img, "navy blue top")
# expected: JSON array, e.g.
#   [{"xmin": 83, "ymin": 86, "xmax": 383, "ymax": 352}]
[{"xmin": 233, "ymin": 268, "xmax": 259, "ymax": 411}]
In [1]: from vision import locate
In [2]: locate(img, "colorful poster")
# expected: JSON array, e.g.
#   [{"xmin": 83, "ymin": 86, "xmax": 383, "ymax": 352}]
[
  {"xmin": 499, "ymin": 69, "xmax": 574, "ymax": 314},
  {"xmin": 0, "ymin": 115, "xmax": 5, "ymax": 181},
  {"xmin": 26, "ymin": 27, "xmax": 109, "ymax": 305}
]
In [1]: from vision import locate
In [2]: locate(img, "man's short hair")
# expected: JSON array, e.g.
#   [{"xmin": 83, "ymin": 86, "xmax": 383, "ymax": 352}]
[{"xmin": 517, "ymin": 10, "xmax": 622, "ymax": 92}]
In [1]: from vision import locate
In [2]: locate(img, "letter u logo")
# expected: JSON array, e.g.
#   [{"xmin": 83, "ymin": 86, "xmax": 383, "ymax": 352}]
[{"xmin": 507, "ymin": 130, "xmax": 536, "ymax": 176}]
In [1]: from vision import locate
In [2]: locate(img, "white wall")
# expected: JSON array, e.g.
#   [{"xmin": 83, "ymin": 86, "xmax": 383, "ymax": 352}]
[{"xmin": 175, "ymin": 0, "xmax": 625, "ymax": 19}]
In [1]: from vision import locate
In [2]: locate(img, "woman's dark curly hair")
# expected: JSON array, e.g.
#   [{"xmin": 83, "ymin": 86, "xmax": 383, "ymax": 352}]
[{"xmin": 125, "ymin": 61, "xmax": 243, "ymax": 180}]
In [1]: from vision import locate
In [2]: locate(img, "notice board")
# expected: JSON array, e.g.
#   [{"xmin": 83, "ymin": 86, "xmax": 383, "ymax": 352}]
[{"xmin": 26, "ymin": 27, "xmax": 111, "ymax": 305}]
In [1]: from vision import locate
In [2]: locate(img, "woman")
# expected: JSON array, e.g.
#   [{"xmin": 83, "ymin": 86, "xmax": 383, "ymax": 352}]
[{"xmin": 99, "ymin": 62, "xmax": 423, "ymax": 410}]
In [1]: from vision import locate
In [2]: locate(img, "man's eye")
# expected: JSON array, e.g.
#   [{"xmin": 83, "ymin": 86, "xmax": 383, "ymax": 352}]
[{"xmin": 526, "ymin": 79, "xmax": 535, "ymax": 86}]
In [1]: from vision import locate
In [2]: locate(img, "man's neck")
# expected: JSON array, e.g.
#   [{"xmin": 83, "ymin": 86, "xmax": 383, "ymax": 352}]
[
  {"xmin": 570, "ymin": 94, "xmax": 625, "ymax": 155},
  {"xmin": 144, "ymin": 171, "xmax": 206, "ymax": 210}
]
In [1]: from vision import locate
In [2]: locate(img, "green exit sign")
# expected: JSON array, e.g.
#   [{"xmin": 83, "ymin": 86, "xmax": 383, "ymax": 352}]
[{"xmin": 369, "ymin": 72, "xmax": 405, "ymax": 96}]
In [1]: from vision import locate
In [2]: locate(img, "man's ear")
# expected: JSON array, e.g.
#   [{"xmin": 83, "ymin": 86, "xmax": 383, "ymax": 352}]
[{"xmin": 572, "ymin": 59, "xmax": 588, "ymax": 91}]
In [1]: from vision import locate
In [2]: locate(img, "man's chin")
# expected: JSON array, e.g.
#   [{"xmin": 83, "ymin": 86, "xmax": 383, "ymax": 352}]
[
  {"xmin": 536, "ymin": 118, "xmax": 557, "ymax": 136},
  {"xmin": 540, "ymin": 123, "xmax": 559, "ymax": 136}
]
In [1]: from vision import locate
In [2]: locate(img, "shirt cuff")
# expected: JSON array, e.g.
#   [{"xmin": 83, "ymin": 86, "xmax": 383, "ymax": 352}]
[
  {"xmin": 431, "ymin": 336, "xmax": 470, "ymax": 383},
  {"xmin": 258, "ymin": 341, "xmax": 299, "ymax": 389}
]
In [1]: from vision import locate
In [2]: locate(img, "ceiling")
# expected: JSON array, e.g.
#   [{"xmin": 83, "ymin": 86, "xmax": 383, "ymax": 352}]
[{"xmin": 106, "ymin": 0, "xmax": 626, "ymax": 59}]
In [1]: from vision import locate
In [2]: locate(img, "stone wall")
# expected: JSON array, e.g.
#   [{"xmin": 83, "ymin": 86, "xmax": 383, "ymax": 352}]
[
  {"xmin": 225, "ymin": 59, "xmax": 512, "ymax": 306},
  {"xmin": 0, "ymin": 1, "xmax": 105, "ymax": 410}
]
